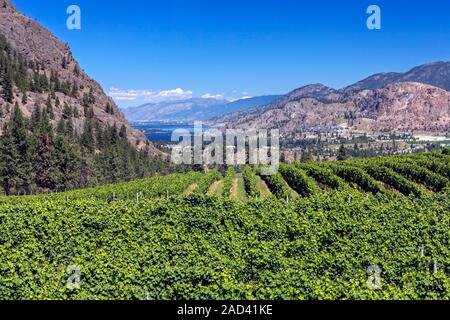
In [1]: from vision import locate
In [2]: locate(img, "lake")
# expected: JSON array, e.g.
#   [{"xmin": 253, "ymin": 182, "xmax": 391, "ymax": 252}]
[{"xmin": 131, "ymin": 123, "xmax": 210, "ymax": 142}]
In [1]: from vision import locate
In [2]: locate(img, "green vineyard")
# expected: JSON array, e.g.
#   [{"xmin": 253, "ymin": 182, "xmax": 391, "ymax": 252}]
[{"xmin": 1, "ymin": 151, "xmax": 450, "ymax": 299}]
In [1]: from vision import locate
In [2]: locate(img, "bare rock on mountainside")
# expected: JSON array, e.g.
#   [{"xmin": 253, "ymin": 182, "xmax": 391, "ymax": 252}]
[
  {"xmin": 0, "ymin": 0, "xmax": 159, "ymax": 153},
  {"xmin": 210, "ymin": 61, "xmax": 450, "ymax": 136},
  {"xmin": 212, "ymin": 82, "xmax": 450, "ymax": 135},
  {"xmin": 357, "ymin": 82, "xmax": 450, "ymax": 132}
]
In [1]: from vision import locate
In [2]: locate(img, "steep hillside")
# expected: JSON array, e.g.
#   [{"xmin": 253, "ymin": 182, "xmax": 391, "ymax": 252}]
[
  {"xmin": 0, "ymin": 0, "xmax": 156, "ymax": 152},
  {"xmin": 0, "ymin": 0, "xmax": 168, "ymax": 195}
]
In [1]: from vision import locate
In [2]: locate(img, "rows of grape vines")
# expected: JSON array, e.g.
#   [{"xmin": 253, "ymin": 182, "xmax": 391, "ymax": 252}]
[
  {"xmin": 259, "ymin": 151, "xmax": 450, "ymax": 200},
  {"xmin": 0, "ymin": 150, "xmax": 449, "ymax": 299}
]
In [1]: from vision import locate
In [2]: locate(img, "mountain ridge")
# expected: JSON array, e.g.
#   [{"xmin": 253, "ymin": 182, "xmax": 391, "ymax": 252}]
[{"xmin": 209, "ymin": 61, "xmax": 450, "ymax": 137}]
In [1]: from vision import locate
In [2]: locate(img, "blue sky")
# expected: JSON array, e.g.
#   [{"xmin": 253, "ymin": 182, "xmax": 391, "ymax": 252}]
[{"xmin": 12, "ymin": 0, "xmax": 450, "ymax": 108}]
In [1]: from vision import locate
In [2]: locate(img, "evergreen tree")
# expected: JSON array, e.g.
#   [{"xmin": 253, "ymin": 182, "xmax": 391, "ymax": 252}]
[
  {"xmin": 29, "ymin": 104, "xmax": 42, "ymax": 132},
  {"xmin": 61, "ymin": 56, "xmax": 67, "ymax": 69},
  {"xmin": 46, "ymin": 95, "xmax": 54, "ymax": 119},
  {"xmin": 119, "ymin": 124, "xmax": 127, "ymax": 140},
  {"xmin": 3, "ymin": 70, "xmax": 14, "ymax": 103},
  {"xmin": 62, "ymin": 102, "xmax": 72, "ymax": 119},
  {"xmin": 0, "ymin": 123, "xmax": 17, "ymax": 195},
  {"xmin": 337, "ymin": 144, "xmax": 350, "ymax": 161},
  {"xmin": 9, "ymin": 104, "xmax": 32, "ymax": 193},
  {"xmin": 56, "ymin": 117, "xmax": 66, "ymax": 134},
  {"xmin": 71, "ymin": 81, "xmax": 78, "ymax": 97},
  {"xmin": 33, "ymin": 110, "xmax": 56, "ymax": 191},
  {"xmin": 81, "ymin": 119, "xmax": 95, "ymax": 153}
]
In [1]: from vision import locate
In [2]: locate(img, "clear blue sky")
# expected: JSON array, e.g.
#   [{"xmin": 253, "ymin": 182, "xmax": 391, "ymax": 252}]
[{"xmin": 12, "ymin": 0, "xmax": 450, "ymax": 107}]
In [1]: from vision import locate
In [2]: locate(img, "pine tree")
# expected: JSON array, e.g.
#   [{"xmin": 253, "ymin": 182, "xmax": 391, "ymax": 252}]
[
  {"xmin": 62, "ymin": 102, "xmax": 72, "ymax": 119},
  {"xmin": 33, "ymin": 110, "xmax": 56, "ymax": 191},
  {"xmin": 9, "ymin": 104, "xmax": 32, "ymax": 193},
  {"xmin": 29, "ymin": 104, "xmax": 42, "ymax": 132},
  {"xmin": 119, "ymin": 124, "xmax": 127, "ymax": 140},
  {"xmin": 71, "ymin": 81, "xmax": 78, "ymax": 97},
  {"xmin": 81, "ymin": 119, "xmax": 95, "ymax": 153},
  {"xmin": 74, "ymin": 64, "xmax": 80, "ymax": 77},
  {"xmin": 56, "ymin": 117, "xmax": 66, "ymax": 134},
  {"xmin": 0, "ymin": 122, "xmax": 17, "ymax": 195},
  {"xmin": 46, "ymin": 95, "xmax": 54, "ymax": 119},
  {"xmin": 72, "ymin": 106, "xmax": 79, "ymax": 118},
  {"xmin": 61, "ymin": 56, "xmax": 67, "ymax": 69},
  {"xmin": 337, "ymin": 144, "xmax": 350, "ymax": 161},
  {"xmin": 3, "ymin": 70, "xmax": 14, "ymax": 103}
]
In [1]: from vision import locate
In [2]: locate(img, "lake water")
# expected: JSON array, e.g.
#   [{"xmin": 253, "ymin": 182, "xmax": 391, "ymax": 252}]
[{"xmin": 131, "ymin": 123, "xmax": 210, "ymax": 142}]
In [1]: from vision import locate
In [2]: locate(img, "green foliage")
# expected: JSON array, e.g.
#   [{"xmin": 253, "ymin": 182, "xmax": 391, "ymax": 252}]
[
  {"xmin": 221, "ymin": 167, "xmax": 235, "ymax": 198},
  {"xmin": 279, "ymin": 164, "xmax": 319, "ymax": 197},
  {"xmin": 364, "ymin": 164, "xmax": 424, "ymax": 197},
  {"xmin": 382, "ymin": 159, "xmax": 449, "ymax": 193},
  {"xmin": 260, "ymin": 171, "xmax": 292, "ymax": 200},
  {"xmin": 296, "ymin": 163, "xmax": 348, "ymax": 191},
  {"xmin": 193, "ymin": 169, "xmax": 222, "ymax": 195},
  {"xmin": 0, "ymin": 105, "xmax": 174, "ymax": 195},
  {"xmin": 331, "ymin": 164, "xmax": 385, "ymax": 195},
  {"xmin": 1, "ymin": 189, "xmax": 450, "ymax": 300},
  {"xmin": 242, "ymin": 165, "xmax": 261, "ymax": 198}
]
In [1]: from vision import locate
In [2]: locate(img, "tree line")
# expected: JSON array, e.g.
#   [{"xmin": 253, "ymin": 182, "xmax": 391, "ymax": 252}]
[{"xmin": 0, "ymin": 103, "xmax": 171, "ymax": 195}]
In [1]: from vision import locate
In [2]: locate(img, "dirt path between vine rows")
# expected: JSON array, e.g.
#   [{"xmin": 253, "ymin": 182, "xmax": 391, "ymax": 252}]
[{"xmin": 184, "ymin": 183, "xmax": 198, "ymax": 195}]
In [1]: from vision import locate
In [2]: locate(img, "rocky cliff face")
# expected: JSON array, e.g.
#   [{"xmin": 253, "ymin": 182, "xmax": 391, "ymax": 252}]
[
  {"xmin": 0, "ymin": 0, "xmax": 157, "ymax": 153},
  {"xmin": 355, "ymin": 82, "xmax": 450, "ymax": 133}
]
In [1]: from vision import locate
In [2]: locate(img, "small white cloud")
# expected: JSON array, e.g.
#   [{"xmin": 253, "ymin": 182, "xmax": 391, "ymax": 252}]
[
  {"xmin": 109, "ymin": 87, "xmax": 193, "ymax": 103},
  {"xmin": 201, "ymin": 93, "xmax": 225, "ymax": 100}
]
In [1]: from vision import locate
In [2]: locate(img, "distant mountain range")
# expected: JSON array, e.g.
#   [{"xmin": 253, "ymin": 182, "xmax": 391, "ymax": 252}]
[
  {"xmin": 123, "ymin": 95, "xmax": 282, "ymax": 122},
  {"xmin": 209, "ymin": 62, "xmax": 450, "ymax": 136}
]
